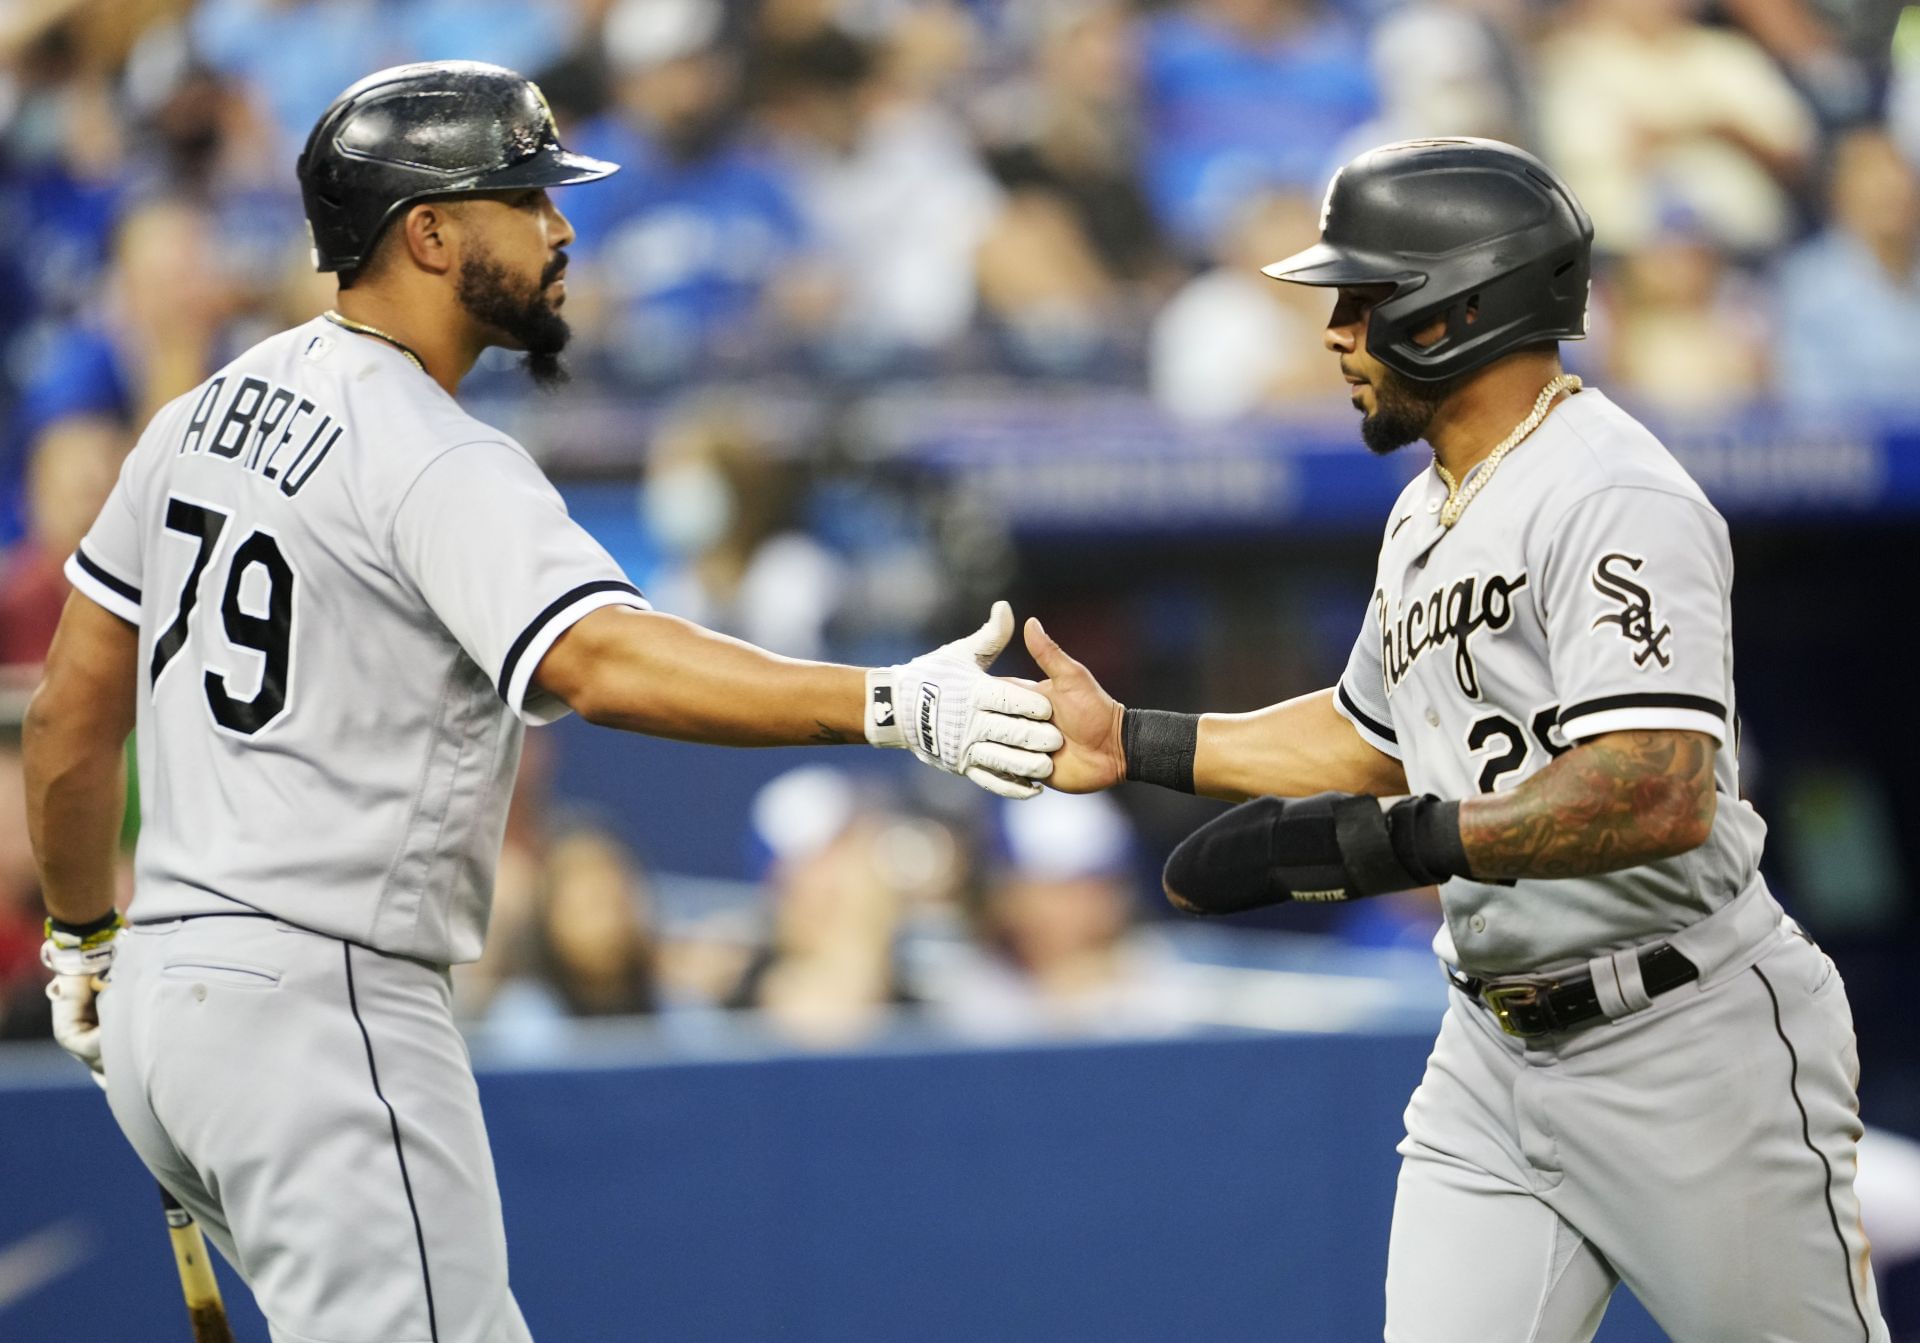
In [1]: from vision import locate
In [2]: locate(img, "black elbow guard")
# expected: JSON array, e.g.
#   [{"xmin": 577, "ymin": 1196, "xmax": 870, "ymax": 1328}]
[
  {"xmin": 1162, "ymin": 792, "xmax": 1471, "ymax": 914},
  {"xmin": 1161, "ymin": 797, "xmax": 1299, "ymax": 915}
]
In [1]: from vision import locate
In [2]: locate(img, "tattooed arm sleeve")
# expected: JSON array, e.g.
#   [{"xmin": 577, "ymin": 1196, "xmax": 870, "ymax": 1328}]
[{"xmin": 1458, "ymin": 729, "xmax": 1717, "ymax": 880}]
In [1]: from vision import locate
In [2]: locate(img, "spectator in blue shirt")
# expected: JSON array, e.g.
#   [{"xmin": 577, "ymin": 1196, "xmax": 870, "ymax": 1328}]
[
  {"xmin": 193, "ymin": 0, "xmax": 582, "ymax": 152},
  {"xmin": 191, "ymin": 0, "xmax": 400, "ymax": 152},
  {"xmin": 1138, "ymin": 0, "xmax": 1378, "ymax": 253},
  {"xmin": 560, "ymin": 0, "xmax": 806, "ymax": 385},
  {"xmin": 395, "ymin": 0, "xmax": 582, "ymax": 76},
  {"xmin": 196, "ymin": 0, "xmax": 576, "ymax": 151},
  {"xmin": 0, "ymin": 20, "xmax": 136, "ymax": 356},
  {"xmin": 1775, "ymin": 129, "xmax": 1920, "ymax": 417},
  {"xmin": 4, "ymin": 198, "xmax": 237, "ymax": 546},
  {"xmin": 20, "ymin": 197, "xmax": 237, "ymax": 433}
]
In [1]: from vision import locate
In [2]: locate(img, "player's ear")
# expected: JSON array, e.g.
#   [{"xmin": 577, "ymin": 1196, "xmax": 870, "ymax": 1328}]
[{"xmin": 397, "ymin": 202, "xmax": 456, "ymax": 278}]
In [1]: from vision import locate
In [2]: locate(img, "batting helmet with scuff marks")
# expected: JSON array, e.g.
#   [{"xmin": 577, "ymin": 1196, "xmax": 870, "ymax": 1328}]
[{"xmin": 297, "ymin": 61, "xmax": 618, "ymax": 275}]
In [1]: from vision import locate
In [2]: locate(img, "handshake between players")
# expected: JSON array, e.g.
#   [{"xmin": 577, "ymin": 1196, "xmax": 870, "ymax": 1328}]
[
  {"xmin": 31, "ymin": 60, "xmax": 1883, "ymax": 1340},
  {"xmin": 1017, "ymin": 615, "xmax": 1462, "ymax": 916}
]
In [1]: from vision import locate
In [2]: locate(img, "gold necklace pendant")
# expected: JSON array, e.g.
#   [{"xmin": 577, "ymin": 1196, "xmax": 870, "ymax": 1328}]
[
  {"xmin": 323, "ymin": 310, "xmax": 427, "ymax": 374},
  {"xmin": 1437, "ymin": 373, "xmax": 1581, "ymax": 529}
]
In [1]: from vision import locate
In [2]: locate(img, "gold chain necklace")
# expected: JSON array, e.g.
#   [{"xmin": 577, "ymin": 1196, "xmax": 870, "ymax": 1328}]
[
  {"xmin": 1433, "ymin": 373, "xmax": 1581, "ymax": 528},
  {"xmin": 323, "ymin": 310, "xmax": 427, "ymax": 374}
]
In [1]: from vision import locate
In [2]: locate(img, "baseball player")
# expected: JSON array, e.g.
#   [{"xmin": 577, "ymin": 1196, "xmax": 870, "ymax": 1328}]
[
  {"xmin": 22, "ymin": 62, "xmax": 1059, "ymax": 1343},
  {"xmin": 1027, "ymin": 138, "xmax": 1888, "ymax": 1341}
]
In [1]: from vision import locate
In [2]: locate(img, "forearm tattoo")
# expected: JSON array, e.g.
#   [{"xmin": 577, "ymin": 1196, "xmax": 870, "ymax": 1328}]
[
  {"xmin": 1458, "ymin": 730, "xmax": 1716, "ymax": 880},
  {"xmin": 809, "ymin": 721, "xmax": 852, "ymax": 746}
]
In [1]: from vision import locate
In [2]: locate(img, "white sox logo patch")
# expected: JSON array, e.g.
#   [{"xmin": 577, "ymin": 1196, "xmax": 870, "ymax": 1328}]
[
  {"xmin": 1378, "ymin": 571, "xmax": 1528, "ymax": 699},
  {"xmin": 1590, "ymin": 553, "xmax": 1671, "ymax": 667}
]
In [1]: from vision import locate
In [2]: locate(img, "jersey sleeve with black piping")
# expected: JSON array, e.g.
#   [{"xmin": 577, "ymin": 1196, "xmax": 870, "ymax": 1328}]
[
  {"xmin": 1333, "ymin": 605, "xmax": 1401, "ymax": 759},
  {"xmin": 1537, "ymin": 484, "xmax": 1732, "ymax": 745},
  {"xmin": 65, "ymin": 444, "xmax": 146, "ymax": 625},
  {"xmin": 390, "ymin": 439, "xmax": 649, "ymax": 725}
]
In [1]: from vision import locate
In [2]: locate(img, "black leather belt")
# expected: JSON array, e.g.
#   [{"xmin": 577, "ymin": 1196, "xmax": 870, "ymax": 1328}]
[{"xmin": 1450, "ymin": 943, "xmax": 1699, "ymax": 1038}]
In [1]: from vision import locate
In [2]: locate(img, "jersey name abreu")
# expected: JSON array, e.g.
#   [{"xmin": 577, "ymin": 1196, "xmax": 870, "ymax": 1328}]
[
  {"xmin": 64, "ymin": 318, "xmax": 648, "ymax": 966},
  {"xmin": 1331, "ymin": 389, "xmax": 1768, "ymax": 975},
  {"xmin": 171, "ymin": 361, "xmax": 345, "ymax": 498}
]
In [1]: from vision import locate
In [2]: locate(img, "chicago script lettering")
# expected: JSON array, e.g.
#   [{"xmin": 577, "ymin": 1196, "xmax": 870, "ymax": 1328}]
[{"xmin": 1377, "ymin": 571, "xmax": 1528, "ymax": 698}]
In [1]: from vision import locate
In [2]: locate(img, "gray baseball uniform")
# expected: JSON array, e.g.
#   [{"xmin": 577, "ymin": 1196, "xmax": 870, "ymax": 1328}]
[
  {"xmin": 71, "ymin": 316, "xmax": 648, "ymax": 1342},
  {"xmin": 1331, "ymin": 388, "xmax": 1887, "ymax": 1341}
]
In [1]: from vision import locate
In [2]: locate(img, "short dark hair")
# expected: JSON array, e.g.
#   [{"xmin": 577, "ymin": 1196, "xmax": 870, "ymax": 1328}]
[{"xmin": 335, "ymin": 197, "xmax": 472, "ymax": 289}]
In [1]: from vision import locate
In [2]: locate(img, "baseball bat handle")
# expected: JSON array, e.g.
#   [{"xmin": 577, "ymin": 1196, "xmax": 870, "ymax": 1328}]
[{"xmin": 159, "ymin": 1184, "xmax": 236, "ymax": 1343}]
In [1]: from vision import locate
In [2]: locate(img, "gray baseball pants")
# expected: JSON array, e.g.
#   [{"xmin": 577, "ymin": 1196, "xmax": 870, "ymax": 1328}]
[
  {"xmin": 1386, "ymin": 897, "xmax": 1887, "ymax": 1342},
  {"xmin": 100, "ymin": 914, "xmax": 533, "ymax": 1343}
]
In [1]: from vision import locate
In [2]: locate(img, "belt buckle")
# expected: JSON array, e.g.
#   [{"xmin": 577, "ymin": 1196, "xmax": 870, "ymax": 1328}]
[{"xmin": 1482, "ymin": 978, "xmax": 1558, "ymax": 1038}]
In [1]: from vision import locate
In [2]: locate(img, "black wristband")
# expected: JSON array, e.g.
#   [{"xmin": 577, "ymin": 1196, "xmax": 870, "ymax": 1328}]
[
  {"xmin": 48, "ymin": 908, "xmax": 123, "ymax": 939},
  {"xmin": 1121, "ymin": 708, "xmax": 1199, "ymax": 794},
  {"xmin": 1387, "ymin": 796, "xmax": 1471, "ymax": 884}
]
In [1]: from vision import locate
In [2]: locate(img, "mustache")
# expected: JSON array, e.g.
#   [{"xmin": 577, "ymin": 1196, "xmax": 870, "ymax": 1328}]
[{"xmin": 541, "ymin": 252, "xmax": 569, "ymax": 288}]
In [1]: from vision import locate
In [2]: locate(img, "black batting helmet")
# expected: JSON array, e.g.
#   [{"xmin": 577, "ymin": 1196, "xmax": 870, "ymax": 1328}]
[
  {"xmin": 297, "ymin": 61, "xmax": 619, "ymax": 275},
  {"xmin": 1263, "ymin": 138, "xmax": 1592, "ymax": 382}
]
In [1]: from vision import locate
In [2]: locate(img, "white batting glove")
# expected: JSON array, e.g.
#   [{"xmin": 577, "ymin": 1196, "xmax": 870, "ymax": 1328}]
[
  {"xmin": 867, "ymin": 601, "xmax": 1064, "ymax": 800},
  {"xmin": 41, "ymin": 913, "xmax": 121, "ymax": 1088}
]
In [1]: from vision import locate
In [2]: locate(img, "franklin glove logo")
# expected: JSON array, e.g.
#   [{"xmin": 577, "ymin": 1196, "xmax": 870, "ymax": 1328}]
[
  {"xmin": 915, "ymin": 685, "xmax": 940, "ymax": 758},
  {"xmin": 1591, "ymin": 552, "xmax": 1672, "ymax": 667}
]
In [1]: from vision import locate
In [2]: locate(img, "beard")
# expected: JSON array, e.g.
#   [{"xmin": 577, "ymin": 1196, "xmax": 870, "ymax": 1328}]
[
  {"xmin": 1358, "ymin": 364, "xmax": 1464, "ymax": 456},
  {"xmin": 456, "ymin": 246, "xmax": 572, "ymax": 388}
]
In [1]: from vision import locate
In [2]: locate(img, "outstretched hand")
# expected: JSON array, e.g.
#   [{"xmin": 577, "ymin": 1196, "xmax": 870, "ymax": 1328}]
[
  {"xmin": 867, "ymin": 601, "xmax": 1063, "ymax": 799},
  {"xmin": 1023, "ymin": 617, "xmax": 1126, "ymax": 793}
]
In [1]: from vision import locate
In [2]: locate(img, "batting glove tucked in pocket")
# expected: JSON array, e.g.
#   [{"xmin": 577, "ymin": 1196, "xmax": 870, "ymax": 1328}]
[{"xmin": 867, "ymin": 601, "xmax": 1063, "ymax": 799}]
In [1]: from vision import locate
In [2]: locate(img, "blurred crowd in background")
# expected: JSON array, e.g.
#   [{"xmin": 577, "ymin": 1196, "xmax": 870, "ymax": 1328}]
[
  {"xmin": 3, "ymin": 0, "xmax": 1919, "ymax": 1060},
  {"xmin": 2, "ymin": 720, "xmax": 1302, "ymax": 1049},
  {"xmin": 455, "ymin": 747, "xmax": 1216, "ymax": 1055},
  {"xmin": 3, "ymin": 0, "xmax": 1918, "ymax": 441}
]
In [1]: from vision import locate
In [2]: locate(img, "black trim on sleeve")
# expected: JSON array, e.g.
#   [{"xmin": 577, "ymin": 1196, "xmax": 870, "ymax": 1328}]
[
  {"xmin": 344, "ymin": 944, "xmax": 439, "ymax": 1342},
  {"xmin": 496, "ymin": 579, "xmax": 645, "ymax": 704},
  {"xmin": 1337, "ymin": 682, "xmax": 1398, "ymax": 744},
  {"xmin": 1559, "ymin": 692, "xmax": 1727, "ymax": 724},
  {"xmin": 73, "ymin": 546, "xmax": 141, "ymax": 604}
]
